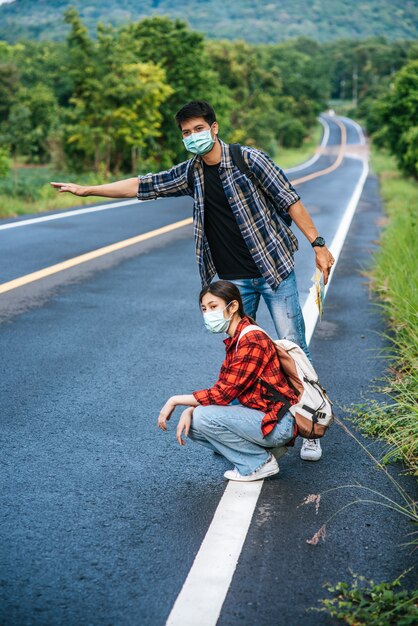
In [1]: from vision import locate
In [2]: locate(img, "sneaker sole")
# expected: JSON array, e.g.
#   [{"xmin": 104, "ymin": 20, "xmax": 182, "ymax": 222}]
[
  {"xmin": 224, "ymin": 466, "xmax": 280, "ymax": 482},
  {"xmin": 300, "ymin": 453, "xmax": 322, "ymax": 461}
]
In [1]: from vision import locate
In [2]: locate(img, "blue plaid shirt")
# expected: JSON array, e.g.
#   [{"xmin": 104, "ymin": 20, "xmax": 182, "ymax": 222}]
[{"xmin": 137, "ymin": 139, "xmax": 300, "ymax": 288}]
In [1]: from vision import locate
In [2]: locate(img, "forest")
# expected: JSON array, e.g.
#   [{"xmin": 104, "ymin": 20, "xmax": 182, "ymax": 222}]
[
  {"xmin": 0, "ymin": 9, "xmax": 417, "ymax": 198},
  {"xmin": 0, "ymin": 0, "xmax": 417, "ymax": 44}
]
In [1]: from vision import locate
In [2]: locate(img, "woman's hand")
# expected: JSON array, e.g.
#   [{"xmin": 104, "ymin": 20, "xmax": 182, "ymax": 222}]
[
  {"xmin": 157, "ymin": 398, "xmax": 177, "ymax": 431},
  {"xmin": 176, "ymin": 407, "xmax": 194, "ymax": 446},
  {"xmin": 157, "ymin": 395, "xmax": 198, "ymax": 432}
]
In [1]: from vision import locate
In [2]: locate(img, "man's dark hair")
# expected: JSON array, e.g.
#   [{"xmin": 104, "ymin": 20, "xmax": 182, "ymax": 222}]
[{"xmin": 175, "ymin": 100, "xmax": 216, "ymax": 129}]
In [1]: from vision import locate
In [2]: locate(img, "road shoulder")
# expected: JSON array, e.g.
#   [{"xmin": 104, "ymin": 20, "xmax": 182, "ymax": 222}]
[{"xmin": 217, "ymin": 172, "xmax": 417, "ymax": 626}]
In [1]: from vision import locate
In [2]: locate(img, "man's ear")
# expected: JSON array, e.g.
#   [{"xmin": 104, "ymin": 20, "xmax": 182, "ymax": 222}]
[{"xmin": 212, "ymin": 121, "xmax": 219, "ymax": 136}]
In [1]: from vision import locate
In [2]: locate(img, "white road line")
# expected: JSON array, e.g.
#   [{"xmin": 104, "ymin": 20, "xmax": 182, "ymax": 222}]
[
  {"xmin": 303, "ymin": 156, "xmax": 369, "ymax": 343},
  {"xmin": 340, "ymin": 116, "xmax": 365, "ymax": 145},
  {"xmin": 166, "ymin": 482, "xmax": 262, "ymax": 626},
  {"xmin": 165, "ymin": 118, "xmax": 368, "ymax": 626},
  {"xmin": 284, "ymin": 116, "xmax": 329, "ymax": 173},
  {"xmin": 0, "ymin": 199, "xmax": 142, "ymax": 231}
]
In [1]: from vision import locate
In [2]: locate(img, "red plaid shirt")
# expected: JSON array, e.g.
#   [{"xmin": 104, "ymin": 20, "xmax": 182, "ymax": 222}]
[{"xmin": 193, "ymin": 317, "xmax": 298, "ymax": 436}]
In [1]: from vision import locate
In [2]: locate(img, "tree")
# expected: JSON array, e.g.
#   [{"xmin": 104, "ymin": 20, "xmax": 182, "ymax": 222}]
[
  {"xmin": 206, "ymin": 40, "xmax": 284, "ymax": 150},
  {"xmin": 0, "ymin": 146, "xmax": 11, "ymax": 178},
  {"xmin": 127, "ymin": 17, "xmax": 232, "ymax": 165},
  {"xmin": 0, "ymin": 84, "xmax": 59, "ymax": 162},
  {"xmin": 367, "ymin": 60, "xmax": 418, "ymax": 178},
  {"xmin": 0, "ymin": 62, "xmax": 20, "ymax": 122},
  {"xmin": 206, "ymin": 39, "xmax": 324, "ymax": 152},
  {"xmin": 62, "ymin": 11, "xmax": 174, "ymax": 173},
  {"xmin": 324, "ymin": 37, "xmax": 411, "ymax": 102}
]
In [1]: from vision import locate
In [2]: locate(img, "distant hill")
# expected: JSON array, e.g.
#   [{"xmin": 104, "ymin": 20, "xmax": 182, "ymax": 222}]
[{"xmin": 0, "ymin": 0, "xmax": 417, "ymax": 43}]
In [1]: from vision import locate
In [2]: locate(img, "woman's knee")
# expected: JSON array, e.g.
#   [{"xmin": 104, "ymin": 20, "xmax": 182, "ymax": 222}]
[{"xmin": 192, "ymin": 405, "xmax": 217, "ymax": 432}]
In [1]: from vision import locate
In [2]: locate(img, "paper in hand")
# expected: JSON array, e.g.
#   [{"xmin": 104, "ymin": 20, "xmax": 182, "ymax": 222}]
[{"xmin": 310, "ymin": 268, "xmax": 324, "ymax": 321}]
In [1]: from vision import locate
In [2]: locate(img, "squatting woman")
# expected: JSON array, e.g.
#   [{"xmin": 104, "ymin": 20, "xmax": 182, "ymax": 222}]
[{"xmin": 157, "ymin": 280, "xmax": 299, "ymax": 481}]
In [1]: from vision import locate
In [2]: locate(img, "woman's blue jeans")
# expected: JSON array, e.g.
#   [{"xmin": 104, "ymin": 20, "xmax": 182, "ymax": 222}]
[
  {"xmin": 188, "ymin": 405, "xmax": 295, "ymax": 476},
  {"xmin": 230, "ymin": 271, "xmax": 312, "ymax": 362}
]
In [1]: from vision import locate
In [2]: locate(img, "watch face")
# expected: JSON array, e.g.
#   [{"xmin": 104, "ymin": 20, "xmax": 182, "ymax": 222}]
[{"xmin": 313, "ymin": 237, "xmax": 325, "ymax": 247}]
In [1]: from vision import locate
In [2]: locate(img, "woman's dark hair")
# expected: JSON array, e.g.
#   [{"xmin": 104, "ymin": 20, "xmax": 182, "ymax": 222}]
[
  {"xmin": 175, "ymin": 100, "xmax": 216, "ymax": 129},
  {"xmin": 199, "ymin": 280, "xmax": 256, "ymax": 324}
]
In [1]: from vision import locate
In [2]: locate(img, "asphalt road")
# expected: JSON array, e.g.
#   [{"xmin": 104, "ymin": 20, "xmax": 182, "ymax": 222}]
[{"xmin": 1, "ymin": 115, "xmax": 416, "ymax": 625}]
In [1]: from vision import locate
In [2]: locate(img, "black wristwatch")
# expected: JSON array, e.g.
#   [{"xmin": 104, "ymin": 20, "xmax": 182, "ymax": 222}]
[{"xmin": 311, "ymin": 236, "xmax": 326, "ymax": 248}]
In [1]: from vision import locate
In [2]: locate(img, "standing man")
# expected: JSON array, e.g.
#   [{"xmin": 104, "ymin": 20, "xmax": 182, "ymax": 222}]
[{"xmin": 51, "ymin": 100, "xmax": 334, "ymax": 461}]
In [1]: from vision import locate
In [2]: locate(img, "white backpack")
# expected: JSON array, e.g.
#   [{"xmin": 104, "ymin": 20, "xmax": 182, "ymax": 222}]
[{"xmin": 238, "ymin": 325, "xmax": 334, "ymax": 439}]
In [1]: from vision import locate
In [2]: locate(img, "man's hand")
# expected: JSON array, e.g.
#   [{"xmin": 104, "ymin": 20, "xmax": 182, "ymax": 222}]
[
  {"xmin": 157, "ymin": 398, "xmax": 177, "ymax": 431},
  {"xmin": 314, "ymin": 246, "xmax": 334, "ymax": 285},
  {"xmin": 287, "ymin": 201, "xmax": 335, "ymax": 284},
  {"xmin": 176, "ymin": 407, "xmax": 194, "ymax": 446},
  {"xmin": 50, "ymin": 182, "xmax": 88, "ymax": 196},
  {"xmin": 50, "ymin": 177, "xmax": 139, "ymax": 198}
]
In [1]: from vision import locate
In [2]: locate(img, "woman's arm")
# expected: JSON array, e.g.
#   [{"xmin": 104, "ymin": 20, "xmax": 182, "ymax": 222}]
[
  {"xmin": 157, "ymin": 394, "xmax": 199, "ymax": 431},
  {"xmin": 176, "ymin": 406, "xmax": 194, "ymax": 446}
]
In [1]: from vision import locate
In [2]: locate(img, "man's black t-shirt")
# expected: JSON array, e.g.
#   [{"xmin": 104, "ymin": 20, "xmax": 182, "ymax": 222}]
[{"xmin": 203, "ymin": 162, "xmax": 261, "ymax": 279}]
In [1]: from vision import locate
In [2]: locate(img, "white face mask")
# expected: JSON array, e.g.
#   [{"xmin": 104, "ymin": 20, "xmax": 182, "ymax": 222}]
[{"xmin": 203, "ymin": 302, "xmax": 233, "ymax": 333}]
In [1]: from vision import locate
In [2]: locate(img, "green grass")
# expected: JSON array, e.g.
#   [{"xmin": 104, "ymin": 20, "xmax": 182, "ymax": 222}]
[
  {"xmin": 274, "ymin": 121, "xmax": 323, "ymax": 169},
  {"xmin": 352, "ymin": 147, "xmax": 418, "ymax": 475},
  {"xmin": 0, "ymin": 166, "xmax": 117, "ymax": 219}
]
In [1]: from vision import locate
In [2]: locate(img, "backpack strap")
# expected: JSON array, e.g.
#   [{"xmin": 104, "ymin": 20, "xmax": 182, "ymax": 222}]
[
  {"xmin": 230, "ymin": 143, "xmax": 253, "ymax": 180},
  {"xmin": 237, "ymin": 324, "xmax": 290, "ymax": 420},
  {"xmin": 257, "ymin": 378, "xmax": 291, "ymax": 420},
  {"xmin": 236, "ymin": 323, "xmax": 268, "ymax": 347},
  {"xmin": 186, "ymin": 159, "xmax": 197, "ymax": 193},
  {"xmin": 229, "ymin": 144, "xmax": 292, "ymax": 227}
]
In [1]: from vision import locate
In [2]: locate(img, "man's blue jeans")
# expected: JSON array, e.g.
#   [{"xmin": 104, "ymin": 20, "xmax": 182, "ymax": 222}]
[
  {"xmin": 188, "ymin": 405, "xmax": 295, "ymax": 475},
  {"xmin": 230, "ymin": 271, "xmax": 312, "ymax": 362}
]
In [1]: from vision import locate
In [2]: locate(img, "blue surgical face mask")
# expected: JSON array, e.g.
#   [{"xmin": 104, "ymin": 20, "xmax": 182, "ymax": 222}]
[
  {"xmin": 183, "ymin": 127, "xmax": 215, "ymax": 155},
  {"xmin": 203, "ymin": 302, "xmax": 233, "ymax": 333}
]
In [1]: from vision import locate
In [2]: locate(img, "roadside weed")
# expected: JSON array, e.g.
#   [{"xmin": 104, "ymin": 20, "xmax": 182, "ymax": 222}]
[
  {"xmin": 317, "ymin": 570, "xmax": 418, "ymax": 625},
  {"xmin": 355, "ymin": 147, "xmax": 418, "ymax": 475},
  {"xmin": 301, "ymin": 417, "xmax": 417, "ymax": 546}
]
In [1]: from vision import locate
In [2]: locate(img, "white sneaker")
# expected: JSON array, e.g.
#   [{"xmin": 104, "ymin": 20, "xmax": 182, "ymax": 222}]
[
  {"xmin": 300, "ymin": 438, "xmax": 322, "ymax": 461},
  {"xmin": 224, "ymin": 455, "xmax": 279, "ymax": 482}
]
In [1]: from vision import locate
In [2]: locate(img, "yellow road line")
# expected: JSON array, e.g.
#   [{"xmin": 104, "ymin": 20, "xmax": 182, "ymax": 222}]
[
  {"xmin": 0, "ymin": 217, "xmax": 193, "ymax": 295},
  {"xmin": 1, "ymin": 118, "xmax": 348, "ymax": 295},
  {"xmin": 292, "ymin": 117, "xmax": 347, "ymax": 185}
]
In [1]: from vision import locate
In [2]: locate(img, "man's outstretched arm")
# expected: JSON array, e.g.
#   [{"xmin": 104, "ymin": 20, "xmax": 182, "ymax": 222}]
[{"xmin": 50, "ymin": 177, "xmax": 139, "ymax": 198}]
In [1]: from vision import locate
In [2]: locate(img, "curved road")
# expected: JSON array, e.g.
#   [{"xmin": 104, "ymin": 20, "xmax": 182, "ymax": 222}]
[{"xmin": 1, "ymin": 115, "xmax": 415, "ymax": 625}]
